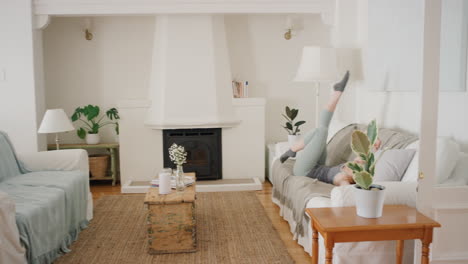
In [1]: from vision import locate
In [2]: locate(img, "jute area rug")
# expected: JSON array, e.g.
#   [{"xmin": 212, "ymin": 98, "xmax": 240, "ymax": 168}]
[{"xmin": 55, "ymin": 192, "xmax": 294, "ymax": 264}]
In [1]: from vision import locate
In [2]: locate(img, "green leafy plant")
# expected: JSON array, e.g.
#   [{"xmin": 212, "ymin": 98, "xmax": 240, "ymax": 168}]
[
  {"xmin": 346, "ymin": 120, "xmax": 384, "ymax": 190},
  {"xmin": 282, "ymin": 106, "xmax": 306, "ymax": 135},
  {"xmin": 71, "ymin": 105, "xmax": 120, "ymax": 139}
]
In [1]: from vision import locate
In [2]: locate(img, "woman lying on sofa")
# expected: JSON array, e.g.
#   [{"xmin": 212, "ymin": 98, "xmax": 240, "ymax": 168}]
[{"xmin": 280, "ymin": 71, "xmax": 381, "ymax": 186}]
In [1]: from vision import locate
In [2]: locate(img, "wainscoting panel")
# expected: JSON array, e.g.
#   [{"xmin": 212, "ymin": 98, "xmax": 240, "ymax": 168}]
[{"xmin": 430, "ymin": 187, "xmax": 468, "ymax": 263}]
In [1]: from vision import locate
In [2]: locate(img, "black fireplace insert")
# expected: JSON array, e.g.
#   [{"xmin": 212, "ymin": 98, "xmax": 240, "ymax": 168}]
[{"xmin": 163, "ymin": 128, "xmax": 222, "ymax": 181}]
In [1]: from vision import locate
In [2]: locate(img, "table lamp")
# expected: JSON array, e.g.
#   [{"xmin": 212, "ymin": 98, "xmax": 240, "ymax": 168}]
[
  {"xmin": 294, "ymin": 46, "xmax": 338, "ymax": 126},
  {"xmin": 38, "ymin": 109, "xmax": 75, "ymax": 150}
]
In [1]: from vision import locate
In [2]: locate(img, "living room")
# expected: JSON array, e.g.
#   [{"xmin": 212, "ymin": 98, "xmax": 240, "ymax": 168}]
[{"xmin": 1, "ymin": 0, "xmax": 468, "ymax": 263}]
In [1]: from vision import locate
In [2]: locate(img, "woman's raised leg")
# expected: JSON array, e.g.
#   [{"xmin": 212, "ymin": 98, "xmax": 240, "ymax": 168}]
[
  {"xmin": 280, "ymin": 71, "xmax": 350, "ymax": 165},
  {"xmin": 292, "ymin": 110, "xmax": 333, "ymax": 176}
]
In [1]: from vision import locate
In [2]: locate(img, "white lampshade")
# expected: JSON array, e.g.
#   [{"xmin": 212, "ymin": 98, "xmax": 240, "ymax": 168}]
[
  {"xmin": 294, "ymin": 46, "xmax": 338, "ymax": 82},
  {"xmin": 38, "ymin": 109, "xmax": 74, "ymax": 134}
]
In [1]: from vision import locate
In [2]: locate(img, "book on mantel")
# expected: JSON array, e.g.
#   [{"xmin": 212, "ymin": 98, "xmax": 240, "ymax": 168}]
[{"xmin": 232, "ymin": 80, "xmax": 249, "ymax": 98}]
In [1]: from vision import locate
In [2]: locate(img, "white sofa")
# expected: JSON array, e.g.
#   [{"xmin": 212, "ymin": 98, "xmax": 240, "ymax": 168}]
[
  {"xmin": 17, "ymin": 149, "xmax": 94, "ymax": 220},
  {"xmin": 268, "ymin": 123, "xmax": 468, "ymax": 264},
  {"xmin": 0, "ymin": 149, "xmax": 93, "ymax": 264}
]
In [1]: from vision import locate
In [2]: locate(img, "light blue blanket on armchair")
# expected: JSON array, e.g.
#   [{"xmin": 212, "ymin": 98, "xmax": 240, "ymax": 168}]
[{"xmin": 0, "ymin": 131, "xmax": 88, "ymax": 264}]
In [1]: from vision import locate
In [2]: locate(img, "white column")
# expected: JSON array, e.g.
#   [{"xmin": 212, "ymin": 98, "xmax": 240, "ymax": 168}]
[{"xmin": 0, "ymin": 0, "xmax": 44, "ymax": 152}]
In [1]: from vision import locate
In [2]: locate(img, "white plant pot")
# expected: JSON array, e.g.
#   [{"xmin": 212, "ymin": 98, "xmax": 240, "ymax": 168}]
[
  {"xmin": 86, "ymin": 133, "xmax": 100, "ymax": 145},
  {"xmin": 354, "ymin": 184, "xmax": 386, "ymax": 218},
  {"xmin": 288, "ymin": 135, "xmax": 302, "ymax": 148}
]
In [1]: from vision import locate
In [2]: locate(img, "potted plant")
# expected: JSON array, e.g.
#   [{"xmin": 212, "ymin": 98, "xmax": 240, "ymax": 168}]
[
  {"xmin": 346, "ymin": 120, "xmax": 386, "ymax": 218},
  {"xmin": 282, "ymin": 106, "xmax": 306, "ymax": 147},
  {"xmin": 71, "ymin": 105, "xmax": 120, "ymax": 144}
]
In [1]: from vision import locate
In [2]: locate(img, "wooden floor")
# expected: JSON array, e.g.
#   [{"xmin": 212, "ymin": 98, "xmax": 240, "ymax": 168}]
[{"xmin": 90, "ymin": 180, "xmax": 311, "ymax": 264}]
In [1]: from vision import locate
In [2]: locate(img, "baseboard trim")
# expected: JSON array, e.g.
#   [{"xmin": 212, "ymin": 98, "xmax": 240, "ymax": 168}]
[{"xmin": 121, "ymin": 177, "xmax": 262, "ymax": 193}]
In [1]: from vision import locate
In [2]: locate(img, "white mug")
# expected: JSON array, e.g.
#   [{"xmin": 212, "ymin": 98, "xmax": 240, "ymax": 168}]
[{"xmin": 159, "ymin": 172, "xmax": 171, "ymax": 195}]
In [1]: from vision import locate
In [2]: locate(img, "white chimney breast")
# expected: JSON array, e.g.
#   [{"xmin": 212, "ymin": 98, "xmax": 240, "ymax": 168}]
[{"xmin": 145, "ymin": 15, "xmax": 239, "ymax": 129}]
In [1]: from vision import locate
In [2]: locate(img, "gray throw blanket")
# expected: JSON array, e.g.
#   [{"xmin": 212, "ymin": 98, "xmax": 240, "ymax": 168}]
[
  {"xmin": 271, "ymin": 124, "xmax": 418, "ymax": 237},
  {"xmin": 0, "ymin": 131, "xmax": 89, "ymax": 264},
  {"xmin": 271, "ymin": 159, "xmax": 333, "ymax": 236}
]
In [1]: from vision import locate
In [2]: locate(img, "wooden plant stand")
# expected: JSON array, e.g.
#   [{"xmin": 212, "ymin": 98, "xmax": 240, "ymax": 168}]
[
  {"xmin": 48, "ymin": 143, "xmax": 119, "ymax": 186},
  {"xmin": 144, "ymin": 172, "xmax": 197, "ymax": 254},
  {"xmin": 306, "ymin": 205, "xmax": 441, "ymax": 264}
]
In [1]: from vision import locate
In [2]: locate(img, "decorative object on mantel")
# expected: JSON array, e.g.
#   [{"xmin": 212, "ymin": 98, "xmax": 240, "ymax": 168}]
[
  {"xmin": 294, "ymin": 46, "xmax": 338, "ymax": 127},
  {"xmin": 232, "ymin": 80, "xmax": 249, "ymax": 98},
  {"xmin": 71, "ymin": 105, "xmax": 120, "ymax": 144},
  {"xmin": 282, "ymin": 106, "xmax": 306, "ymax": 147},
  {"xmin": 346, "ymin": 120, "xmax": 387, "ymax": 218},
  {"xmin": 38, "ymin": 109, "xmax": 75, "ymax": 150},
  {"xmin": 168, "ymin": 143, "xmax": 188, "ymax": 192}
]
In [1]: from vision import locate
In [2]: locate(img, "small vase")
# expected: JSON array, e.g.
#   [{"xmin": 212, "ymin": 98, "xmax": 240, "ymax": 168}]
[
  {"xmin": 86, "ymin": 133, "xmax": 100, "ymax": 144},
  {"xmin": 175, "ymin": 165, "xmax": 185, "ymax": 192}
]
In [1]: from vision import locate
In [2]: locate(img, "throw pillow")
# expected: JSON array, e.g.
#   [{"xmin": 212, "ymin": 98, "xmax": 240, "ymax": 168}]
[
  {"xmin": 436, "ymin": 137, "xmax": 461, "ymax": 184},
  {"xmin": 373, "ymin": 149, "xmax": 416, "ymax": 182},
  {"xmin": 401, "ymin": 140, "xmax": 419, "ymax": 182},
  {"xmin": 440, "ymin": 152, "xmax": 468, "ymax": 186}
]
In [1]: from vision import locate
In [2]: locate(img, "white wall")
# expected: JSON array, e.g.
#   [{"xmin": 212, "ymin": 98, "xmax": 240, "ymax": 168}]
[
  {"xmin": 357, "ymin": 0, "xmax": 468, "ymax": 152},
  {"xmin": 44, "ymin": 15, "xmax": 339, "ymax": 145},
  {"xmin": 34, "ymin": 30, "xmax": 47, "ymax": 151},
  {"xmin": 0, "ymin": 0, "xmax": 43, "ymax": 153},
  {"xmin": 43, "ymin": 16, "xmax": 155, "ymax": 144},
  {"xmin": 224, "ymin": 14, "xmax": 333, "ymax": 143},
  {"xmin": 353, "ymin": 0, "xmax": 423, "ymax": 136},
  {"xmin": 438, "ymin": 91, "xmax": 468, "ymax": 151},
  {"xmin": 437, "ymin": 0, "xmax": 468, "ymax": 151}
]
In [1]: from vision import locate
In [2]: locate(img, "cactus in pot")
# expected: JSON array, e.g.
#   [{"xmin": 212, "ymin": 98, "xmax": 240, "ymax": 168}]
[{"xmin": 346, "ymin": 120, "xmax": 387, "ymax": 218}]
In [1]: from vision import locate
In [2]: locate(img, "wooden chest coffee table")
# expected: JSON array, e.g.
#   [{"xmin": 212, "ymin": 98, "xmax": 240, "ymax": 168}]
[{"xmin": 144, "ymin": 172, "xmax": 196, "ymax": 254}]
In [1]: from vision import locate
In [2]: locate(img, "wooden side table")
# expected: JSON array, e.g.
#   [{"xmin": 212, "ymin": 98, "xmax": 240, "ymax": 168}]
[
  {"xmin": 305, "ymin": 205, "xmax": 441, "ymax": 264},
  {"xmin": 47, "ymin": 143, "xmax": 119, "ymax": 186}
]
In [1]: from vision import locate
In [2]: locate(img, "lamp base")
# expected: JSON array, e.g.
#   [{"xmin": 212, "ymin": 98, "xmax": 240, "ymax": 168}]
[{"xmin": 55, "ymin": 133, "xmax": 60, "ymax": 150}]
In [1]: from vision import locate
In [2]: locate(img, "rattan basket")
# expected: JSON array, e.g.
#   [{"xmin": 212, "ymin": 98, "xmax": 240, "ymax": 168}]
[{"xmin": 89, "ymin": 154, "xmax": 109, "ymax": 178}]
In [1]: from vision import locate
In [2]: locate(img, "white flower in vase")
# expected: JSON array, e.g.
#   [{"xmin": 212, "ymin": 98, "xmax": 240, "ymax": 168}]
[{"xmin": 168, "ymin": 143, "xmax": 187, "ymax": 166}]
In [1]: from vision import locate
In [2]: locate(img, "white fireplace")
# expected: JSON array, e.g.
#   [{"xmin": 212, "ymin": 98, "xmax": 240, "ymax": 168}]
[
  {"xmin": 118, "ymin": 98, "xmax": 265, "ymax": 193},
  {"xmin": 117, "ymin": 14, "xmax": 265, "ymax": 192}
]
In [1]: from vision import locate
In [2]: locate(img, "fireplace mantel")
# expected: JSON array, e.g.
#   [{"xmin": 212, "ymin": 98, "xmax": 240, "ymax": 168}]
[{"xmin": 117, "ymin": 99, "xmax": 242, "ymax": 129}]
